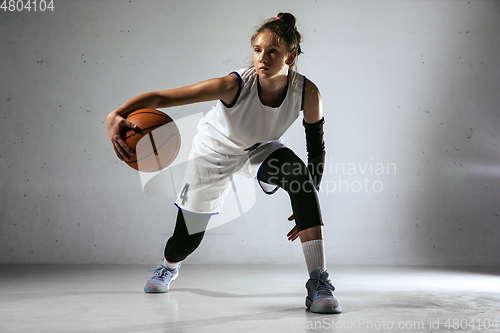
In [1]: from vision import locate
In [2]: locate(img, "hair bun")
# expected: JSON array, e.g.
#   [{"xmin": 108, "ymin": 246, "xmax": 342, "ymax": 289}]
[{"xmin": 277, "ymin": 12, "xmax": 297, "ymax": 29}]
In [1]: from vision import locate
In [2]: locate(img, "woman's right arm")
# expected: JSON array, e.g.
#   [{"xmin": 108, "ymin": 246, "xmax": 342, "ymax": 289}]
[{"xmin": 107, "ymin": 74, "xmax": 239, "ymax": 161}]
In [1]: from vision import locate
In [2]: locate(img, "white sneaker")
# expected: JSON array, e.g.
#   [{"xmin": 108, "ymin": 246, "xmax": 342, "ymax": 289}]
[
  {"xmin": 305, "ymin": 267, "xmax": 342, "ymax": 314},
  {"xmin": 144, "ymin": 259, "xmax": 181, "ymax": 293}
]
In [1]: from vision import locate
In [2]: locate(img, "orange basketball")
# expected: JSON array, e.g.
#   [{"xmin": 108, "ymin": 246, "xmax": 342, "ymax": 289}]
[{"xmin": 122, "ymin": 109, "xmax": 181, "ymax": 172}]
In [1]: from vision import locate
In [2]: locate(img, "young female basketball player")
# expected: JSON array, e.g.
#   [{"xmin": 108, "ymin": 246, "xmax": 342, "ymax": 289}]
[{"xmin": 106, "ymin": 13, "xmax": 341, "ymax": 314}]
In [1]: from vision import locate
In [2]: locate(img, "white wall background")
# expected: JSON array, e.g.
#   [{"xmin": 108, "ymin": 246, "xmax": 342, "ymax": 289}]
[{"xmin": 1, "ymin": 0, "xmax": 499, "ymax": 266}]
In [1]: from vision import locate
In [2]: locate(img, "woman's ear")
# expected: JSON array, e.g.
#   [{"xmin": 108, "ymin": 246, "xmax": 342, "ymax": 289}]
[{"xmin": 286, "ymin": 50, "xmax": 297, "ymax": 66}]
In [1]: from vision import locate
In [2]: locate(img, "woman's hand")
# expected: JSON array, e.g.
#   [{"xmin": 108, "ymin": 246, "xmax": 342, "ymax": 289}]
[
  {"xmin": 106, "ymin": 111, "xmax": 139, "ymax": 162},
  {"xmin": 287, "ymin": 214, "xmax": 300, "ymax": 242}
]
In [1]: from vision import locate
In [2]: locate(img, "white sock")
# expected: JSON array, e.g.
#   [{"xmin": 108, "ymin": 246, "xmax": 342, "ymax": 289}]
[
  {"xmin": 301, "ymin": 239, "xmax": 326, "ymax": 275},
  {"xmin": 163, "ymin": 258, "xmax": 181, "ymax": 269}
]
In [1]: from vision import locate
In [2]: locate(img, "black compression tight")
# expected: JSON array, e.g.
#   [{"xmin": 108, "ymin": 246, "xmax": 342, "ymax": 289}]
[
  {"xmin": 164, "ymin": 209, "xmax": 210, "ymax": 263},
  {"xmin": 164, "ymin": 147, "xmax": 323, "ymax": 263}
]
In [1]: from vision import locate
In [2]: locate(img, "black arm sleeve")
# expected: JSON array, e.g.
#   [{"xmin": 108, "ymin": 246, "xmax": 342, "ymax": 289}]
[{"xmin": 303, "ymin": 117, "xmax": 326, "ymax": 190}]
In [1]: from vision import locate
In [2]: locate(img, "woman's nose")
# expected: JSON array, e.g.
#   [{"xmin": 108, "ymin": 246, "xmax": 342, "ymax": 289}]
[{"xmin": 260, "ymin": 52, "xmax": 268, "ymax": 63}]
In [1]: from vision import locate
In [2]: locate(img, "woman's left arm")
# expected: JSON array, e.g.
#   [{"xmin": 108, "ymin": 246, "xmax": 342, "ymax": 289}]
[
  {"xmin": 302, "ymin": 79, "xmax": 326, "ymax": 190},
  {"xmin": 286, "ymin": 79, "xmax": 327, "ymax": 242}
]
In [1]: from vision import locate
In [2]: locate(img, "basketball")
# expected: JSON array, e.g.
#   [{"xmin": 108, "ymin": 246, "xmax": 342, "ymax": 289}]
[{"xmin": 122, "ymin": 109, "xmax": 181, "ymax": 172}]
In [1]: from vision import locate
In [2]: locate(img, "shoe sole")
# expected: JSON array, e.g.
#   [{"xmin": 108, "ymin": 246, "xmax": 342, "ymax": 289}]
[
  {"xmin": 306, "ymin": 297, "xmax": 342, "ymax": 314},
  {"xmin": 144, "ymin": 270, "xmax": 179, "ymax": 293}
]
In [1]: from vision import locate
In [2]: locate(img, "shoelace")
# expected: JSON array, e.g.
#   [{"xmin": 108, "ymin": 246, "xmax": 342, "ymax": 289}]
[
  {"xmin": 149, "ymin": 265, "xmax": 173, "ymax": 279},
  {"xmin": 313, "ymin": 272, "xmax": 335, "ymax": 296}
]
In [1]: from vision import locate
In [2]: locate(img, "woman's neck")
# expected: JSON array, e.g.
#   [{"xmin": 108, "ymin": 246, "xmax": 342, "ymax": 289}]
[
  {"xmin": 258, "ymin": 73, "xmax": 288, "ymax": 108},
  {"xmin": 258, "ymin": 72, "xmax": 288, "ymax": 94}
]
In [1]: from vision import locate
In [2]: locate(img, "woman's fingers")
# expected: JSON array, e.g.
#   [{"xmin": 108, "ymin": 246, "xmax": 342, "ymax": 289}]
[
  {"xmin": 287, "ymin": 225, "xmax": 299, "ymax": 241},
  {"xmin": 287, "ymin": 215, "xmax": 299, "ymax": 241},
  {"xmin": 108, "ymin": 114, "xmax": 140, "ymax": 161},
  {"xmin": 118, "ymin": 119, "xmax": 139, "ymax": 157},
  {"xmin": 114, "ymin": 140, "xmax": 132, "ymax": 161},
  {"xmin": 112, "ymin": 142, "xmax": 124, "ymax": 161}
]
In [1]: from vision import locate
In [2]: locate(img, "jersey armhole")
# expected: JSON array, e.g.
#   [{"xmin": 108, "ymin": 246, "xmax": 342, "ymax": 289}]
[
  {"xmin": 220, "ymin": 71, "xmax": 242, "ymax": 108},
  {"xmin": 300, "ymin": 76, "xmax": 307, "ymax": 111}
]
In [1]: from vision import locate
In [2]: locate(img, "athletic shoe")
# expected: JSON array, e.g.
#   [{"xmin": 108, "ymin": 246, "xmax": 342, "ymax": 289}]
[
  {"xmin": 305, "ymin": 267, "xmax": 342, "ymax": 314},
  {"xmin": 144, "ymin": 259, "xmax": 181, "ymax": 293}
]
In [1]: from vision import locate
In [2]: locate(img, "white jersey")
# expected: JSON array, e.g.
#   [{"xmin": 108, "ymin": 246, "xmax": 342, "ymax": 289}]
[
  {"xmin": 175, "ymin": 67, "xmax": 307, "ymax": 216},
  {"xmin": 197, "ymin": 67, "xmax": 306, "ymax": 155}
]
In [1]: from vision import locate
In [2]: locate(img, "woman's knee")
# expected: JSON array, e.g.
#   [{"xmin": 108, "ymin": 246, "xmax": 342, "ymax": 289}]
[{"xmin": 273, "ymin": 150, "xmax": 314, "ymax": 192}]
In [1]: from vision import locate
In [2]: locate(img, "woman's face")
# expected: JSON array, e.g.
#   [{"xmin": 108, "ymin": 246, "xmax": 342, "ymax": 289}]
[{"xmin": 253, "ymin": 30, "xmax": 295, "ymax": 80}]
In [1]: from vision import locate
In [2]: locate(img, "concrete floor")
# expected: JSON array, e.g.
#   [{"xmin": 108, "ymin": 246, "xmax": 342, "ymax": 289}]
[{"xmin": 1, "ymin": 265, "xmax": 500, "ymax": 333}]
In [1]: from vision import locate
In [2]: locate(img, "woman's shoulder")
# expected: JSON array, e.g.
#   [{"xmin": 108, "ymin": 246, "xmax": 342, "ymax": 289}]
[
  {"xmin": 304, "ymin": 77, "xmax": 319, "ymax": 92},
  {"xmin": 302, "ymin": 77, "xmax": 322, "ymax": 118},
  {"xmin": 221, "ymin": 67, "xmax": 256, "ymax": 87},
  {"xmin": 217, "ymin": 68, "xmax": 254, "ymax": 108},
  {"xmin": 236, "ymin": 67, "xmax": 256, "ymax": 83},
  {"xmin": 225, "ymin": 67, "xmax": 257, "ymax": 93},
  {"xmin": 291, "ymin": 71, "xmax": 318, "ymax": 93},
  {"xmin": 287, "ymin": 70, "xmax": 307, "ymax": 92}
]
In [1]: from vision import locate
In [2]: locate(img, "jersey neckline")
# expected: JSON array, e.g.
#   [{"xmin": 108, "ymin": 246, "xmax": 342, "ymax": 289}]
[{"xmin": 256, "ymin": 74, "xmax": 289, "ymax": 109}]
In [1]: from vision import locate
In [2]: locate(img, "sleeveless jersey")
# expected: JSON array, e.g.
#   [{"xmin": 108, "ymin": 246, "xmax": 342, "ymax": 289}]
[{"xmin": 196, "ymin": 67, "xmax": 306, "ymax": 155}]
